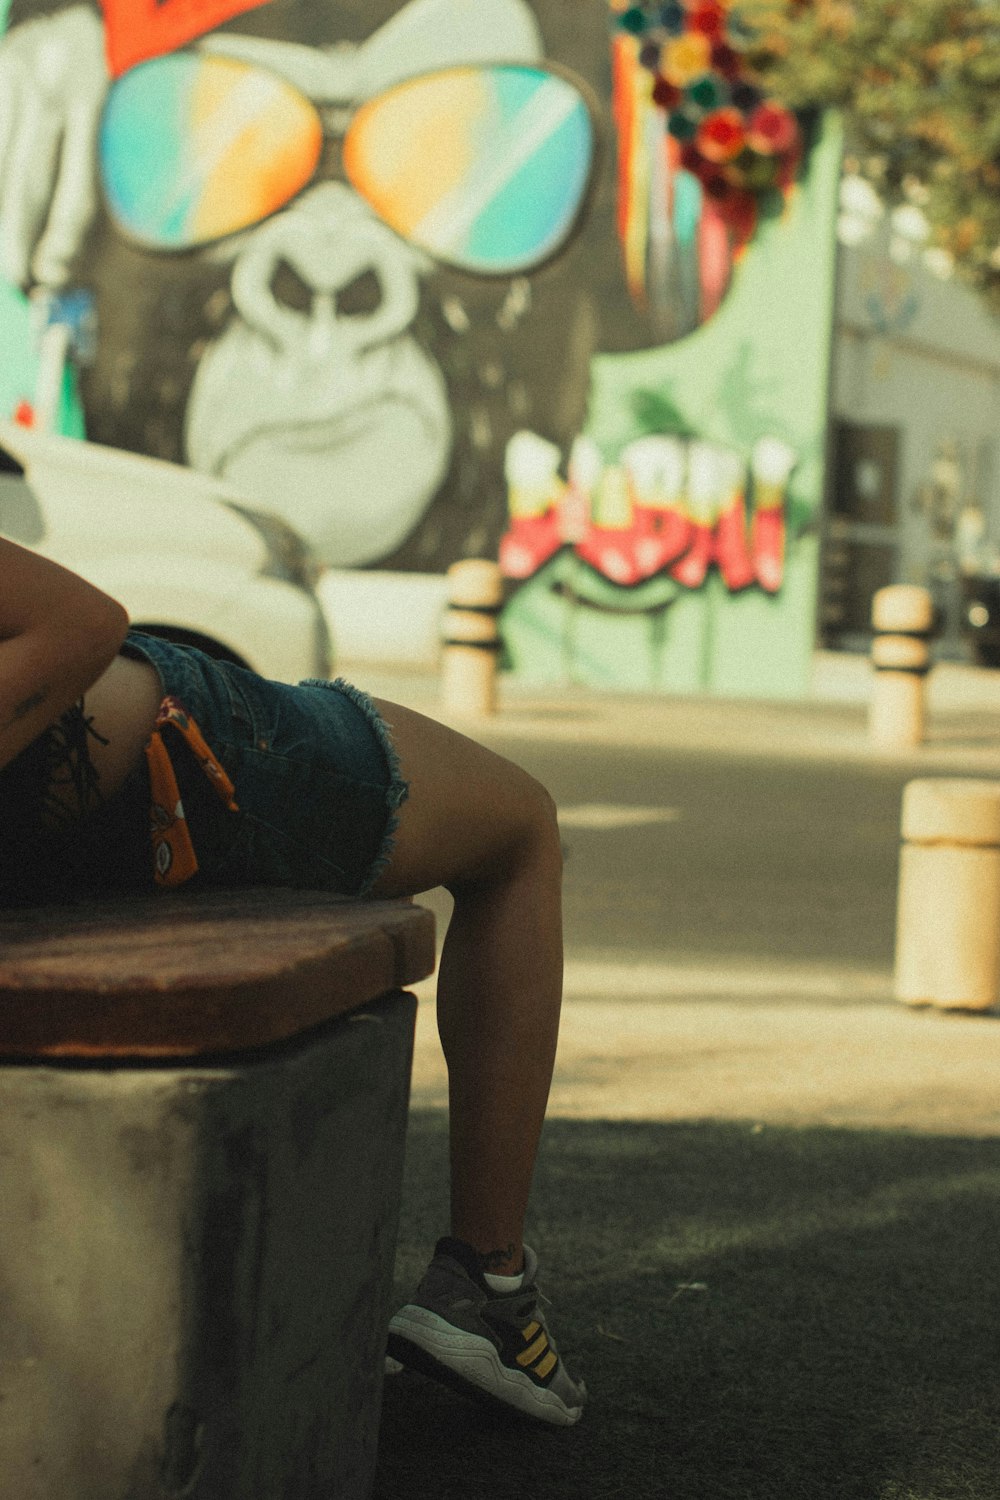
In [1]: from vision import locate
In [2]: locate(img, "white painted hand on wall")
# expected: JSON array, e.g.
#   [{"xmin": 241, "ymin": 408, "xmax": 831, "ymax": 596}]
[{"xmin": 0, "ymin": 6, "xmax": 108, "ymax": 289}]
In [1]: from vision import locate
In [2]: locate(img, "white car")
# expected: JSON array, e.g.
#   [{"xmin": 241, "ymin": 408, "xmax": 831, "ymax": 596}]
[{"xmin": 0, "ymin": 423, "xmax": 331, "ymax": 683}]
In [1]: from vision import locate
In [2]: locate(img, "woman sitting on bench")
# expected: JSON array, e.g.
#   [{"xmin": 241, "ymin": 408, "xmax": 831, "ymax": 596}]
[{"xmin": 0, "ymin": 536, "xmax": 585, "ymax": 1428}]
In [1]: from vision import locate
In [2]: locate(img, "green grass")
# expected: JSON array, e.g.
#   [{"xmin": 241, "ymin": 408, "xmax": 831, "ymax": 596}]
[{"xmin": 374, "ymin": 1113, "xmax": 1000, "ymax": 1500}]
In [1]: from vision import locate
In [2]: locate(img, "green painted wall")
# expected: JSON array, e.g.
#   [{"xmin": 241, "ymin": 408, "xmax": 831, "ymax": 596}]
[
  {"xmin": 502, "ymin": 111, "xmax": 843, "ymax": 699},
  {"xmin": 0, "ymin": 284, "xmax": 87, "ymax": 439}
]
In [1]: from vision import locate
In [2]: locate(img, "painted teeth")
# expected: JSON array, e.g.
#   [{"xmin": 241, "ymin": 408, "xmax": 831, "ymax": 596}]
[
  {"xmin": 751, "ymin": 437, "xmax": 796, "ymax": 485},
  {"xmin": 657, "ymin": 436, "xmax": 686, "ymax": 500},
  {"xmin": 714, "ymin": 447, "xmax": 745, "ymax": 495},
  {"xmin": 568, "ymin": 435, "xmax": 603, "ymax": 492},
  {"xmin": 505, "ymin": 430, "xmax": 797, "ymax": 523},
  {"xmin": 621, "ymin": 437, "xmax": 663, "ymax": 497},
  {"xmin": 504, "ymin": 429, "xmax": 562, "ymax": 488},
  {"xmin": 686, "ymin": 440, "xmax": 720, "ymax": 504},
  {"xmin": 621, "ymin": 436, "xmax": 688, "ymax": 502}
]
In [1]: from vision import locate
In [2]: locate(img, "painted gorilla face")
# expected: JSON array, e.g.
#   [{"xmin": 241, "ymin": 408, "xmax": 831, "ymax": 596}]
[
  {"xmin": 1, "ymin": 0, "xmax": 612, "ymax": 569},
  {"xmin": 64, "ymin": 0, "xmax": 593, "ymax": 570},
  {"xmin": 180, "ymin": 0, "xmax": 546, "ymax": 567}
]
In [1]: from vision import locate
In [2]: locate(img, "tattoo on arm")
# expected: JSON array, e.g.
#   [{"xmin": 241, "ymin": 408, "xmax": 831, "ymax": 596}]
[{"xmin": 1, "ymin": 687, "xmax": 49, "ymax": 732}]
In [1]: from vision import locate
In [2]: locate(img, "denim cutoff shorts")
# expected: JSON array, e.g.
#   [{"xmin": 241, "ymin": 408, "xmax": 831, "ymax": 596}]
[{"xmin": 113, "ymin": 630, "xmax": 409, "ymax": 899}]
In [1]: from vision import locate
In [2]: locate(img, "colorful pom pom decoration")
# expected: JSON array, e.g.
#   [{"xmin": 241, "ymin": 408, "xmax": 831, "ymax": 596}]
[
  {"xmin": 612, "ymin": 0, "xmax": 800, "ymax": 196},
  {"xmin": 609, "ymin": 0, "xmax": 804, "ymax": 336},
  {"xmin": 661, "ymin": 31, "xmax": 714, "ymax": 83},
  {"xmin": 696, "ymin": 106, "xmax": 746, "ymax": 163}
]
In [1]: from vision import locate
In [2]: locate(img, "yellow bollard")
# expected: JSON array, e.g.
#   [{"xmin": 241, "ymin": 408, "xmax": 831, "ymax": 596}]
[
  {"xmin": 440, "ymin": 559, "xmax": 503, "ymax": 718},
  {"xmin": 869, "ymin": 585, "xmax": 934, "ymax": 749},
  {"xmin": 894, "ymin": 778, "xmax": 1000, "ymax": 1011}
]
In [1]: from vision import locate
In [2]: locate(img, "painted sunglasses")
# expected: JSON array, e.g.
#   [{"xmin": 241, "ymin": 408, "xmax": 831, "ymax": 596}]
[{"xmin": 99, "ymin": 52, "xmax": 598, "ymax": 275}]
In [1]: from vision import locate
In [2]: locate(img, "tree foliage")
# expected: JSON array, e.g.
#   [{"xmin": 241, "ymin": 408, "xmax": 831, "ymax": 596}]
[{"xmin": 742, "ymin": 0, "xmax": 1000, "ymax": 310}]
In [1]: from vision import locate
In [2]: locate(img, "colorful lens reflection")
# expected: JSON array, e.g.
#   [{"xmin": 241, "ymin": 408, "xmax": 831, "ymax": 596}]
[
  {"xmin": 100, "ymin": 56, "xmax": 593, "ymax": 272},
  {"xmin": 344, "ymin": 65, "xmax": 594, "ymax": 273},
  {"xmin": 100, "ymin": 53, "xmax": 322, "ymax": 248}
]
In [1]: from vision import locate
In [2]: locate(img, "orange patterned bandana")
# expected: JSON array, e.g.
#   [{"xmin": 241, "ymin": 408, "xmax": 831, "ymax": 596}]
[{"xmin": 144, "ymin": 696, "xmax": 239, "ymax": 888}]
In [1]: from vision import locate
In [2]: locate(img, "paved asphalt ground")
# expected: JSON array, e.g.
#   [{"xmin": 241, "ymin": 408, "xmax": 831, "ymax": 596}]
[
  {"xmin": 346, "ymin": 651, "xmax": 1000, "ymax": 1137},
  {"xmin": 363, "ymin": 653, "xmax": 1000, "ymax": 1500}
]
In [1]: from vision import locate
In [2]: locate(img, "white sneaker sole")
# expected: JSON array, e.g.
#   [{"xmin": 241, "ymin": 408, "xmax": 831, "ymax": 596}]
[{"xmin": 387, "ymin": 1306, "xmax": 585, "ymax": 1427}]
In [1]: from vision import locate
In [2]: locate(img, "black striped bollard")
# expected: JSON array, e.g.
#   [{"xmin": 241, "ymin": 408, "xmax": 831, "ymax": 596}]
[
  {"xmin": 440, "ymin": 560, "xmax": 503, "ymax": 717},
  {"xmin": 869, "ymin": 585, "xmax": 934, "ymax": 749}
]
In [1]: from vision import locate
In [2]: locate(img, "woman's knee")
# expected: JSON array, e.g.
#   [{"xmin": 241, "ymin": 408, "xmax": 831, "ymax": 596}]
[
  {"xmin": 524, "ymin": 774, "xmax": 563, "ymax": 866},
  {"xmin": 452, "ymin": 765, "xmax": 562, "ymax": 896},
  {"xmin": 365, "ymin": 698, "xmax": 561, "ymax": 898}
]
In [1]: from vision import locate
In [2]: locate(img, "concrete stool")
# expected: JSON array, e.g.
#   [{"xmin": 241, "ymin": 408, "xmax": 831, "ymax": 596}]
[
  {"xmin": 895, "ymin": 779, "xmax": 1000, "ymax": 1011},
  {"xmin": 0, "ymin": 888, "xmax": 435, "ymax": 1500}
]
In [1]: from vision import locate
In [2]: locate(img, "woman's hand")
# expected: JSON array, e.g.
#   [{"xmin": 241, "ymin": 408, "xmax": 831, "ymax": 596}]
[{"xmin": 0, "ymin": 536, "xmax": 129, "ymax": 772}]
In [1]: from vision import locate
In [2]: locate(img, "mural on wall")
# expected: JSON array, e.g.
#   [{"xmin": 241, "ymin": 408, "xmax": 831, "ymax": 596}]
[
  {"xmin": 490, "ymin": 1, "xmax": 841, "ymax": 695},
  {"xmin": 500, "ymin": 429, "xmax": 796, "ymax": 593},
  {"xmin": 0, "ymin": 0, "xmax": 602, "ymax": 571},
  {"xmin": 0, "ymin": 0, "xmax": 842, "ymax": 695},
  {"xmin": 497, "ymin": 5, "xmax": 804, "ymax": 611}
]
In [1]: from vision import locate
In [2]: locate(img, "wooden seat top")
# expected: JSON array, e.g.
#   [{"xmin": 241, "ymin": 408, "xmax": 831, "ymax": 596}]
[{"xmin": 0, "ymin": 889, "xmax": 435, "ymax": 1060}]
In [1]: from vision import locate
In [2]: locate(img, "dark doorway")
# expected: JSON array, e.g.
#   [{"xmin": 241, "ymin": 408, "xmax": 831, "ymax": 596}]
[{"xmin": 819, "ymin": 420, "xmax": 900, "ymax": 649}]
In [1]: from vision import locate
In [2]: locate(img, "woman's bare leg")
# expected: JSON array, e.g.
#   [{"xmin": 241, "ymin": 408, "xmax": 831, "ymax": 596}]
[{"xmin": 367, "ymin": 698, "xmax": 563, "ymax": 1275}]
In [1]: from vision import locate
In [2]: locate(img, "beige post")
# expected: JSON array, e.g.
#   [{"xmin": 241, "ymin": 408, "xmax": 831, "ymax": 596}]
[
  {"xmin": 894, "ymin": 778, "xmax": 1000, "ymax": 1011},
  {"xmin": 440, "ymin": 559, "xmax": 503, "ymax": 717},
  {"xmin": 869, "ymin": 585, "xmax": 934, "ymax": 749}
]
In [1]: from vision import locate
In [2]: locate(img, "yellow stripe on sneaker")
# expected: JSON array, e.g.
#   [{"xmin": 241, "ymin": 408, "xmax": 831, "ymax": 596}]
[
  {"xmin": 522, "ymin": 1321, "xmax": 541, "ymax": 1341},
  {"xmin": 534, "ymin": 1349, "xmax": 557, "ymax": 1380},
  {"xmin": 517, "ymin": 1332, "xmax": 548, "ymax": 1367}
]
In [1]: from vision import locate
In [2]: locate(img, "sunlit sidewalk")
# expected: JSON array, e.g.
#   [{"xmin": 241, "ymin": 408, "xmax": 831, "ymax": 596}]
[
  {"xmin": 405, "ymin": 947, "xmax": 1000, "ymax": 1136},
  {"xmin": 347, "ymin": 650, "xmax": 1000, "ymax": 771}
]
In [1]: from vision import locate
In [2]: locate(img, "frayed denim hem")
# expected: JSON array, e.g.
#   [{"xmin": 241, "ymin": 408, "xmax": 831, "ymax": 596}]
[{"xmin": 299, "ymin": 676, "xmax": 410, "ymax": 899}]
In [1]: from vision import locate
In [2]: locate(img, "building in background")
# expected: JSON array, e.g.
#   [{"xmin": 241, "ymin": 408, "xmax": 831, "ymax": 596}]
[{"xmin": 824, "ymin": 172, "xmax": 1000, "ymax": 663}]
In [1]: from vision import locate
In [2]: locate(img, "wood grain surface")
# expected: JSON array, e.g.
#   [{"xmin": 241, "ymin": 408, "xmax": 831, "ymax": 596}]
[{"xmin": 0, "ymin": 890, "xmax": 435, "ymax": 1059}]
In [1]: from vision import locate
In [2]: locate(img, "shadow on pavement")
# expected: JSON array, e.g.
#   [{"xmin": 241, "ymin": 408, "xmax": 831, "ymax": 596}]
[{"xmin": 375, "ymin": 1110, "xmax": 1000, "ymax": 1500}]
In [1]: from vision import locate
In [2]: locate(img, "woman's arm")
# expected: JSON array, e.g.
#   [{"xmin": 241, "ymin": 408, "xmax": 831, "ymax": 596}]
[{"xmin": 0, "ymin": 537, "xmax": 129, "ymax": 773}]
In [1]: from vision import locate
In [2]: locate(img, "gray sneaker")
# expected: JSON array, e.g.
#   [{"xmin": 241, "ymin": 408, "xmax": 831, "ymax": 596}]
[{"xmin": 387, "ymin": 1238, "xmax": 587, "ymax": 1427}]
